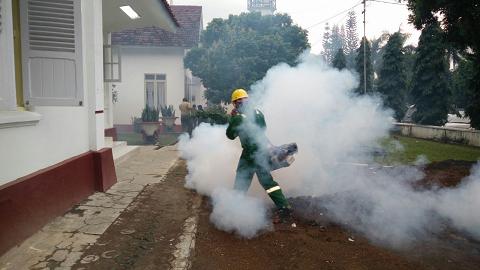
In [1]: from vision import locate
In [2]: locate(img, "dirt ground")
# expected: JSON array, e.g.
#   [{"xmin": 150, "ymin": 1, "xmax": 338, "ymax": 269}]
[
  {"xmin": 420, "ymin": 159, "xmax": 475, "ymax": 188},
  {"xmin": 192, "ymin": 160, "xmax": 480, "ymax": 270},
  {"xmin": 72, "ymin": 160, "xmax": 480, "ymax": 270},
  {"xmin": 71, "ymin": 161, "xmax": 198, "ymax": 270}
]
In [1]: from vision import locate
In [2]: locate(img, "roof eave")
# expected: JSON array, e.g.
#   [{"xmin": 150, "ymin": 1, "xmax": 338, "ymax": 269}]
[{"xmin": 103, "ymin": 0, "xmax": 179, "ymax": 34}]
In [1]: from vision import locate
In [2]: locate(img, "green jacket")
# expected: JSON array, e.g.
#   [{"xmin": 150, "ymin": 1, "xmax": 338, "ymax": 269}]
[{"xmin": 226, "ymin": 109, "xmax": 269, "ymax": 157}]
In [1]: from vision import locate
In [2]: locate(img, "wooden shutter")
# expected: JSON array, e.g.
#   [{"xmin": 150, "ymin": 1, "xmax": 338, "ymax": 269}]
[{"xmin": 21, "ymin": 0, "xmax": 83, "ymax": 106}]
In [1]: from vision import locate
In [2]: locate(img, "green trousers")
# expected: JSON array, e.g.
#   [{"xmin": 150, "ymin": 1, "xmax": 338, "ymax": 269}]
[{"xmin": 234, "ymin": 151, "xmax": 290, "ymax": 209}]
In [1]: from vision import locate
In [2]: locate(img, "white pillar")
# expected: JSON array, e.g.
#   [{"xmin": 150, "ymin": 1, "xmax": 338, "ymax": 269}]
[
  {"xmin": 103, "ymin": 33, "xmax": 114, "ymax": 129},
  {"xmin": 83, "ymin": 0, "xmax": 105, "ymax": 150}
]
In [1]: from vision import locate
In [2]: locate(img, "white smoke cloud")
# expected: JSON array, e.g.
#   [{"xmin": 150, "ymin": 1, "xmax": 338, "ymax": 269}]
[
  {"xmin": 210, "ymin": 188, "xmax": 271, "ymax": 238},
  {"xmin": 179, "ymin": 53, "xmax": 480, "ymax": 246},
  {"xmin": 435, "ymin": 163, "xmax": 480, "ymax": 239},
  {"xmin": 179, "ymin": 124, "xmax": 272, "ymax": 238},
  {"xmin": 179, "ymin": 125, "xmax": 239, "ymax": 195}
]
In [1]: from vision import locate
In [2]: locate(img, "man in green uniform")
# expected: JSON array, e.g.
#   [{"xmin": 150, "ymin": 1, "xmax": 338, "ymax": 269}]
[{"xmin": 226, "ymin": 88, "xmax": 292, "ymax": 222}]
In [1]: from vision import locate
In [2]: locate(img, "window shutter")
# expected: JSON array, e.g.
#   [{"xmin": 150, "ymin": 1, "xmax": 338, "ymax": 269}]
[{"xmin": 21, "ymin": 0, "xmax": 83, "ymax": 106}]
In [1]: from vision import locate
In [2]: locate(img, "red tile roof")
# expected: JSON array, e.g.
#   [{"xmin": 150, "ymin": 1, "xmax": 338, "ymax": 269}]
[{"xmin": 112, "ymin": 5, "xmax": 202, "ymax": 48}]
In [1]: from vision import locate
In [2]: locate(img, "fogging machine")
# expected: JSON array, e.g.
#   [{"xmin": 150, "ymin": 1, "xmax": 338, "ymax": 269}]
[{"xmin": 269, "ymin": 143, "xmax": 298, "ymax": 171}]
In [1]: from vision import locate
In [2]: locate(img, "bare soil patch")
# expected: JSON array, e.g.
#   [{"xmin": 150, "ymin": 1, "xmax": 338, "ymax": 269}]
[
  {"xmin": 192, "ymin": 160, "xmax": 480, "ymax": 270},
  {"xmin": 72, "ymin": 161, "xmax": 193, "ymax": 270}
]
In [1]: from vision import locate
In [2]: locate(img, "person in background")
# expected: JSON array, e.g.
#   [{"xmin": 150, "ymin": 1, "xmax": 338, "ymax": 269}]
[
  {"xmin": 192, "ymin": 104, "xmax": 198, "ymax": 127},
  {"xmin": 179, "ymin": 98, "xmax": 193, "ymax": 136},
  {"xmin": 197, "ymin": 105, "xmax": 205, "ymax": 125}
]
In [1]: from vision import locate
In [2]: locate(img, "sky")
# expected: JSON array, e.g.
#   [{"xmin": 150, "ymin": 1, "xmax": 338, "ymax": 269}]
[{"xmin": 171, "ymin": 0, "xmax": 421, "ymax": 54}]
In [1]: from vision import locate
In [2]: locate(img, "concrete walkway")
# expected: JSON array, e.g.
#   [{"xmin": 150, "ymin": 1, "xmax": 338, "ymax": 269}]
[{"xmin": 0, "ymin": 146, "xmax": 179, "ymax": 270}]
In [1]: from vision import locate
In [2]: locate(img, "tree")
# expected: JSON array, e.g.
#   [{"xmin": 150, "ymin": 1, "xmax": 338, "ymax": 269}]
[
  {"xmin": 452, "ymin": 58, "xmax": 475, "ymax": 110},
  {"xmin": 330, "ymin": 25, "xmax": 345, "ymax": 57},
  {"xmin": 354, "ymin": 37, "xmax": 373, "ymax": 95},
  {"xmin": 321, "ymin": 23, "xmax": 332, "ymax": 63},
  {"xmin": 332, "ymin": 48, "xmax": 347, "ymax": 70},
  {"xmin": 345, "ymin": 11, "xmax": 359, "ymax": 68},
  {"xmin": 403, "ymin": 44, "xmax": 417, "ymax": 104},
  {"xmin": 371, "ymin": 32, "xmax": 391, "ymax": 78},
  {"xmin": 410, "ymin": 23, "xmax": 450, "ymax": 126},
  {"xmin": 407, "ymin": 0, "xmax": 480, "ymax": 128},
  {"xmin": 322, "ymin": 24, "xmax": 345, "ymax": 65},
  {"xmin": 184, "ymin": 13, "xmax": 309, "ymax": 104},
  {"xmin": 376, "ymin": 32, "xmax": 408, "ymax": 121},
  {"xmin": 345, "ymin": 11, "xmax": 358, "ymax": 55}
]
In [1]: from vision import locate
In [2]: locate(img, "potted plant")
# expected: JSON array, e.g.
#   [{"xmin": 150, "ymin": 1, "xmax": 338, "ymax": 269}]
[
  {"xmin": 160, "ymin": 105, "xmax": 177, "ymax": 131},
  {"xmin": 140, "ymin": 106, "xmax": 160, "ymax": 137}
]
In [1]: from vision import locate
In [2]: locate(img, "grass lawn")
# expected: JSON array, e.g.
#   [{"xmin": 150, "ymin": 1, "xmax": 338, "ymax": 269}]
[
  {"xmin": 117, "ymin": 132, "xmax": 180, "ymax": 146},
  {"xmin": 381, "ymin": 135, "xmax": 480, "ymax": 164}
]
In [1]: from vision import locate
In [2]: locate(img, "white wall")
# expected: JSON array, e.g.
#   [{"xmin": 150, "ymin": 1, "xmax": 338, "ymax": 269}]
[
  {"xmin": 396, "ymin": 123, "xmax": 480, "ymax": 147},
  {"xmin": 0, "ymin": 107, "xmax": 90, "ymax": 183},
  {"xmin": 192, "ymin": 81, "xmax": 207, "ymax": 107},
  {"xmin": 185, "ymin": 68, "xmax": 207, "ymax": 107},
  {"xmin": 0, "ymin": 0, "xmax": 104, "ymax": 184},
  {"xmin": 113, "ymin": 46, "xmax": 186, "ymax": 125}
]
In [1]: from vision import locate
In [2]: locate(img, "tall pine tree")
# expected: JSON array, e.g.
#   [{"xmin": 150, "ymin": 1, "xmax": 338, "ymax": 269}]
[
  {"xmin": 377, "ymin": 32, "xmax": 408, "ymax": 121},
  {"xmin": 355, "ymin": 37, "xmax": 373, "ymax": 95},
  {"xmin": 332, "ymin": 48, "xmax": 347, "ymax": 70},
  {"xmin": 345, "ymin": 11, "xmax": 358, "ymax": 68},
  {"xmin": 322, "ymin": 24, "xmax": 346, "ymax": 65},
  {"xmin": 322, "ymin": 23, "xmax": 332, "ymax": 63},
  {"xmin": 330, "ymin": 25, "xmax": 345, "ymax": 56},
  {"xmin": 410, "ymin": 22, "xmax": 450, "ymax": 126},
  {"xmin": 345, "ymin": 11, "xmax": 358, "ymax": 55}
]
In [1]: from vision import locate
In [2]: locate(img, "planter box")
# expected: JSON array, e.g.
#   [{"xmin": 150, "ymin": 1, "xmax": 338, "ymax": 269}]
[
  {"xmin": 162, "ymin": 116, "xmax": 178, "ymax": 129},
  {"xmin": 140, "ymin": 122, "xmax": 160, "ymax": 136}
]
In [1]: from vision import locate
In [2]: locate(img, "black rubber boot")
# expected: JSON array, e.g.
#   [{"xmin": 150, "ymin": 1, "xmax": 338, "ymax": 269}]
[{"xmin": 277, "ymin": 207, "xmax": 293, "ymax": 224}]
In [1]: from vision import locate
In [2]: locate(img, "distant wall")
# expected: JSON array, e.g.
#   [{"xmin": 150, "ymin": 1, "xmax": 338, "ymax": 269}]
[{"xmin": 395, "ymin": 123, "xmax": 480, "ymax": 147}]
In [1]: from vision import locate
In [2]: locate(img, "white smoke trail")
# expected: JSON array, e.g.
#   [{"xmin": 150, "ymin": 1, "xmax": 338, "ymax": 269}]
[{"xmin": 179, "ymin": 53, "xmax": 480, "ymax": 245}]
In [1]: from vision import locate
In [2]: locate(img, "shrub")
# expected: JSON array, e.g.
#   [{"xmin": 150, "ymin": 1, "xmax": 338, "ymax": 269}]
[
  {"xmin": 197, "ymin": 105, "xmax": 229, "ymax": 125},
  {"xmin": 141, "ymin": 106, "xmax": 159, "ymax": 122},
  {"xmin": 160, "ymin": 105, "xmax": 175, "ymax": 117}
]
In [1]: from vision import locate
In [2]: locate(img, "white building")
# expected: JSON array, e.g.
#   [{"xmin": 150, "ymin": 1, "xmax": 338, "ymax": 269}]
[
  {"xmin": 111, "ymin": 5, "xmax": 205, "ymax": 126},
  {"xmin": 0, "ymin": 0, "xmax": 178, "ymax": 255}
]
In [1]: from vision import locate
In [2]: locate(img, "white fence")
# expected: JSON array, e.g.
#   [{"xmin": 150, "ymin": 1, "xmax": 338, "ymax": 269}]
[{"xmin": 394, "ymin": 123, "xmax": 480, "ymax": 147}]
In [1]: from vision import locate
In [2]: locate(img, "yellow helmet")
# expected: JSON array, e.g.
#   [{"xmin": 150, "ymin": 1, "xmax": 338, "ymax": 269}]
[{"xmin": 231, "ymin": 88, "xmax": 248, "ymax": 102}]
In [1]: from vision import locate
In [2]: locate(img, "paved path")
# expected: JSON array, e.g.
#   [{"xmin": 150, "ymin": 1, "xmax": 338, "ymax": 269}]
[{"xmin": 0, "ymin": 146, "xmax": 182, "ymax": 270}]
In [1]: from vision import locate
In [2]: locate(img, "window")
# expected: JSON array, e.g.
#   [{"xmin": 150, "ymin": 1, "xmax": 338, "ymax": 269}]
[
  {"xmin": 104, "ymin": 45, "xmax": 121, "ymax": 82},
  {"xmin": 184, "ymin": 75, "xmax": 192, "ymax": 102},
  {"xmin": 144, "ymin": 74, "xmax": 166, "ymax": 109}
]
